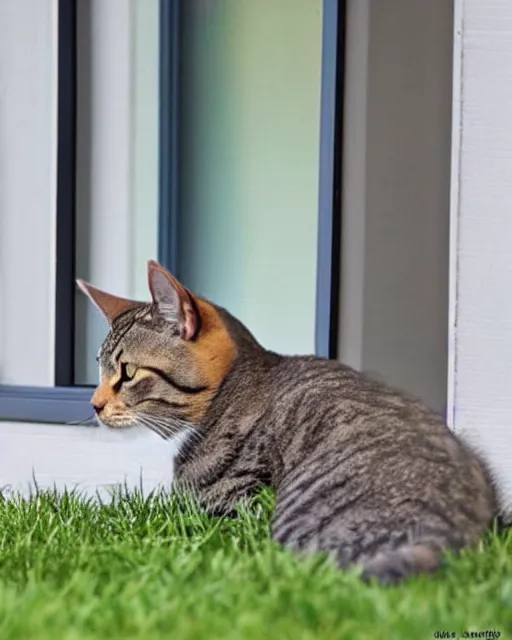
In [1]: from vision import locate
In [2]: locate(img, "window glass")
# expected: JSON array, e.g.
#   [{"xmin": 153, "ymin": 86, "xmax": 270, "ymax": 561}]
[
  {"xmin": 74, "ymin": 0, "xmax": 159, "ymax": 385},
  {"xmin": 178, "ymin": 0, "xmax": 323, "ymax": 356},
  {"xmin": 75, "ymin": 0, "xmax": 323, "ymax": 385}
]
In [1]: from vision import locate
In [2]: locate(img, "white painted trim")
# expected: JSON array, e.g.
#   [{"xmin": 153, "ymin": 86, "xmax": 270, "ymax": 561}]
[
  {"xmin": 449, "ymin": 0, "xmax": 512, "ymax": 516},
  {"xmin": 447, "ymin": 0, "xmax": 464, "ymax": 431}
]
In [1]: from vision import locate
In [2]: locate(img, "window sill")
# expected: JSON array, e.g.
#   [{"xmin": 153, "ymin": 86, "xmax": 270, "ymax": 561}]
[{"xmin": 0, "ymin": 385, "xmax": 96, "ymax": 426}]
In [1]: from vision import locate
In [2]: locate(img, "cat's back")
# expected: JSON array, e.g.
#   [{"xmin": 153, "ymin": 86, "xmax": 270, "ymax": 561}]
[
  {"xmin": 268, "ymin": 353, "xmax": 441, "ymax": 434},
  {"xmin": 270, "ymin": 353, "xmax": 491, "ymax": 488},
  {"xmin": 266, "ymin": 354, "xmax": 497, "ymax": 570}
]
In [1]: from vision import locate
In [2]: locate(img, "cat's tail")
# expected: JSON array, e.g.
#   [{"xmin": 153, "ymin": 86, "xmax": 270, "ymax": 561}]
[{"xmin": 360, "ymin": 541, "xmax": 445, "ymax": 585}]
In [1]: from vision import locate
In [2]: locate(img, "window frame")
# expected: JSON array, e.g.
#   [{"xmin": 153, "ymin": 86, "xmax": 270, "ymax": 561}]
[
  {"xmin": 0, "ymin": 0, "xmax": 93, "ymax": 424},
  {"xmin": 0, "ymin": 0, "xmax": 345, "ymax": 425},
  {"xmin": 54, "ymin": 0, "xmax": 78, "ymax": 388},
  {"xmin": 315, "ymin": 0, "xmax": 345, "ymax": 359}
]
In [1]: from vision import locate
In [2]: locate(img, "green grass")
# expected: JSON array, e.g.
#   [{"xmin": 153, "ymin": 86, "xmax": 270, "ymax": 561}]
[{"xmin": 0, "ymin": 488, "xmax": 509, "ymax": 640}]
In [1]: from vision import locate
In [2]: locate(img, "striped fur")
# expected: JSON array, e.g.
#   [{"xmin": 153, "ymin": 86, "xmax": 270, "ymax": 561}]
[{"xmin": 78, "ymin": 262, "xmax": 498, "ymax": 585}]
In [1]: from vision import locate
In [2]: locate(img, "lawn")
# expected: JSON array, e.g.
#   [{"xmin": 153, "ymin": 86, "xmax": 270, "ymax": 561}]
[{"xmin": 0, "ymin": 488, "xmax": 509, "ymax": 640}]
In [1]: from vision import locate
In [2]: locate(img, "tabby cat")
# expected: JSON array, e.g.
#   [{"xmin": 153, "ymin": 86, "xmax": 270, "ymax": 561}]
[{"xmin": 77, "ymin": 260, "xmax": 497, "ymax": 584}]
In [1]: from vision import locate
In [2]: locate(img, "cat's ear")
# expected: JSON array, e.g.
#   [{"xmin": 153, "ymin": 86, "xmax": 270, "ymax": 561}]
[
  {"xmin": 147, "ymin": 260, "xmax": 199, "ymax": 340},
  {"xmin": 76, "ymin": 279, "xmax": 140, "ymax": 325}
]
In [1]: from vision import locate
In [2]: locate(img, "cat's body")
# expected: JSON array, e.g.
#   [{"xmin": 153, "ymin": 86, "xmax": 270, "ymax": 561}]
[{"xmin": 78, "ymin": 261, "xmax": 498, "ymax": 585}]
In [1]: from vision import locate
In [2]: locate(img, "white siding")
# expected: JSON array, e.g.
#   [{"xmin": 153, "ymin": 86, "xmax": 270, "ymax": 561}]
[{"xmin": 449, "ymin": 0, "xmax": 512, "ymax": 517}]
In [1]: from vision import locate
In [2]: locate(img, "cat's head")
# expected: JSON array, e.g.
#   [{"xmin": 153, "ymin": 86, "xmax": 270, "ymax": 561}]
[{"xmin": 76, "ymin": 261, "xmax": 237, "ymax": 436}]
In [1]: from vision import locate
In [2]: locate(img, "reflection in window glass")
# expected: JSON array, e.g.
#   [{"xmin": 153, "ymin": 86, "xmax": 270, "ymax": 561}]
[
  {"xmin": 178, "ymin": 0, "xmax": 323, "ymax": 356},
  {"xmin": 74, "ymin": 0, "xmax": 159, "ymax": 385}
]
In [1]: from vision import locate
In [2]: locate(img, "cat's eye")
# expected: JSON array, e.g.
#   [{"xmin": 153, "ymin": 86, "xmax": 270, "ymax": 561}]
[{"xmin": 120, "ymin": 362, "xmax": 138, "ymax": 382}]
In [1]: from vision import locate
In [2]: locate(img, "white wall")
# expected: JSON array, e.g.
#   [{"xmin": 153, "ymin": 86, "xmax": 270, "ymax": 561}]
[
  {"xmin": 339, "ymin": 0, "xmax": 453, "ymax": 415},
  {"xmin": 449, "ymin": 0, "xmax": 512, "ymax": 517},
  {"xmin": 0, "ymin": 422, "xmax": 174, "ymax": 499}
]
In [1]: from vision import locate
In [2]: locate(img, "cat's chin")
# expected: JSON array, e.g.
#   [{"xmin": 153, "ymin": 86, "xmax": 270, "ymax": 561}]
[{"xmin": 96, "ymin": 417, "xmax": 136, "ymax": 430}]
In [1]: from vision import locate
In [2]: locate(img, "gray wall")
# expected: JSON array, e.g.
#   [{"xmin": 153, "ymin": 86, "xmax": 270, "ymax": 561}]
[{"xmin": 339, "ymin": 0, "xmax": 453, "ymax": 414}]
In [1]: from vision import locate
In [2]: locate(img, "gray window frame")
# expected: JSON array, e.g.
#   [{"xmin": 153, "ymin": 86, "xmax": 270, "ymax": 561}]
[{"xmin": 0, "ymin": 0, "xmax": 345, "ymax": 425}]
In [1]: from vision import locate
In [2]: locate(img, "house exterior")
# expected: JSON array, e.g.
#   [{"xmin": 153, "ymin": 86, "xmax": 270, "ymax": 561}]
[{"xmin": 0, "ymin": 0, "xmax": 510, "ymax": 517}]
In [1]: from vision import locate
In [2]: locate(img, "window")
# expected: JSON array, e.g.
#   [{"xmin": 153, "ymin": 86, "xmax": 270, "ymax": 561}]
[{"xmin": 0, "ymin": 0, "xmax": 344, "ymax": 424}]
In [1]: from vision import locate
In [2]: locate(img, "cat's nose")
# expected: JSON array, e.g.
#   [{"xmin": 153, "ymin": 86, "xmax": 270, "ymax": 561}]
[
  {"xmin": 91, "ymin": 389, "xmax": 107, "ymax": 414},
  {"xmin": 92, "ymin": 400, "xmax": 105, "ymax": 414}
]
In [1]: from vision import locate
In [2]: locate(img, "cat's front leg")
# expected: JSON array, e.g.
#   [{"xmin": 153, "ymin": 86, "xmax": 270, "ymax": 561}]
[
  {"xmin": 193, "ymin": 473, "xmax": 264, "ymax": 517},
  {"xmin": 175, "ymin": 429, "xmax": 273, "ymax": 517}
]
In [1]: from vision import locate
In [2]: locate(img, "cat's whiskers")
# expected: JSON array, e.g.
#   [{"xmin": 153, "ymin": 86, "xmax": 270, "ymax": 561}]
[
  {"xmin": 133, "ymin": 413, "xmax": 173, "ymax": 440},
  {"xmin": 137, "ymin": 412, "xmax": 180, "ymax": 436},
  {"xmin": 136, "ymin": 416, "xmax": 170, "ymax": 440},
  {"xmin": 135, "ymin": 412, "xmax": 202, "ymax": 445},
  {"xmin": 142, "ymin": 413, "xmax": 203, "ymax": 444},
  {"xmin": 135, "ymin": 412, "xmax": 206, "ymax": 471},
  {"xmin": 66, "ymin": 414, "xmax": 96, "ymax": 426}
]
